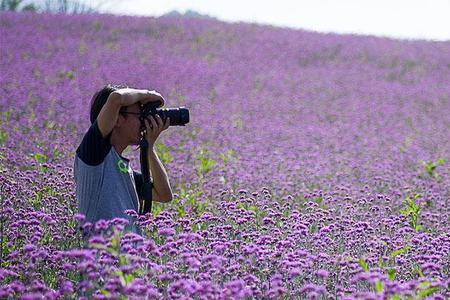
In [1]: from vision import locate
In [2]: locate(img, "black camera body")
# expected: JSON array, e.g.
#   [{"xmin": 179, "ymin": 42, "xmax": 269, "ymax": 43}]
[{"xmin": 139, "ymin": 99, "xmax": 189, "ymax": 126}]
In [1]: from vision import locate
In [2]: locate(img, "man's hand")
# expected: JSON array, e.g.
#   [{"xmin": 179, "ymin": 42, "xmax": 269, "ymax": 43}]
[
  {"xmin": 109, "ymin": 88, "xmax": 165, "ymax": 107},
  {"xmin": 145, "ymin": 115, "xmax": 170, "ymax": 148}
]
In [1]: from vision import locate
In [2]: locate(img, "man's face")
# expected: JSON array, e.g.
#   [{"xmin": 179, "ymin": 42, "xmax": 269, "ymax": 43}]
[{"xmin": 120, "ymin": 103, "xmax": 142, "ymax": 146}]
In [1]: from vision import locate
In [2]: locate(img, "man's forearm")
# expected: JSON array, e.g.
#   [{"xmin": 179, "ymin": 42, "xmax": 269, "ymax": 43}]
[{"xmin": 148, "ymin": 147, "xmax": 173, "ymax": 202}]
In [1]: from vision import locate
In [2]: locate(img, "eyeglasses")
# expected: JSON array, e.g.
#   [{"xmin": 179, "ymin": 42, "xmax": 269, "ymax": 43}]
[
  {"xmin": 120, "ymin": 111, "xmax": 141, "ymax": 115},
  {"xmin": 120, "ymin": 112, "xmax": 141, "ymax": 116}
]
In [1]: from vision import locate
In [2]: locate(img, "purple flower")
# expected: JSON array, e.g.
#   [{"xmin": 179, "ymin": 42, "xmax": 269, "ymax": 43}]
[
  {"xmin": 288, "ymin": 267, "xmax": 302, "ymax": 279},
  {"xmin": 88, "ymin": 235, "xmax": 106, "ymax": 245},
  {"xmin": 94, "ymin": 219, "xmax": 109, "ymax": 231},
  {"xmin": 74, "ymin": 213, "xmax": 85, "ymax": 222},
  {"xmin": 23, "ymin": 244, "xmax": 35, "ymax": 253},
  {"xmin": 21, "ymin": 293, "xmax": 44, "ymax": 300},
  {"xmin": 1, "ymin": 11, "xmax": 449, "ymax": 300},
  {"xmin": 316, "ymin": 269, "xmax": 330, "ymax": 278},
  {"xmin": 158, "ymin": 227, "xmax": 175, "ymax": 237},
  {"xmin": 124, "ymin": 209, "xmax": 138, "ymax": 218},
  {"xmin": 224, "ymin": 279, "xmax": 253, "ymax": 299}
]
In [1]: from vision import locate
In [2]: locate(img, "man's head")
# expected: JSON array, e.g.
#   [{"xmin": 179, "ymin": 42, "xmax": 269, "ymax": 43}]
[
  {"xmin": 90, "ymin": 83, "xmax": 128, "ymax": 124},
  {"xmin": 90, "ymin": 84, "xmax": 143, "ymax": 146}
]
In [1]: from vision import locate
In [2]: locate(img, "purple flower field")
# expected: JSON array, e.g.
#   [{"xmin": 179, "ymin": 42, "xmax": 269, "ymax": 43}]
[{"xmin": 0, "ymin": 11, "xmax": 449, "ymax": 299}]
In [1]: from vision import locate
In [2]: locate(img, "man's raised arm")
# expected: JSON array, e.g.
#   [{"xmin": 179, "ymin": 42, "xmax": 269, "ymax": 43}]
[{"xmin": 96, "ymin": 93, "xmax": 122, "ymax": 138}]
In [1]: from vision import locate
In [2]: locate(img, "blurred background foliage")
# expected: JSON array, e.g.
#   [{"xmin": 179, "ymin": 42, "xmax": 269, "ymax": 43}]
[{"xmin": 0, "ymin": 0, "xmax": 113, "ymax": 14}]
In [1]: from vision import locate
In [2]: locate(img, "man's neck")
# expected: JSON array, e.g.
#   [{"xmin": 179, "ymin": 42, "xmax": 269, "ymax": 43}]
[
  {"xmin": 113, "ymin": 144, "xmax": 127, "ymax": 156},
  {"xmin": 110, "ymin": 132, "xmax": 127, "ymax": 156}
]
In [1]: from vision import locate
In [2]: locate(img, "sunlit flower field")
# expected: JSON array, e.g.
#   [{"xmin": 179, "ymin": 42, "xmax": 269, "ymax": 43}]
[{"xmin": 0, "ymin": 11, "xmax": 449, "ymax": 299}]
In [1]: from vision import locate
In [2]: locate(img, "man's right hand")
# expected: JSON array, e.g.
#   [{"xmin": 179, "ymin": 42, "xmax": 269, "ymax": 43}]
[{"xmin": 109, "ymin": 88, "xmax": 165, "ymax": 108}]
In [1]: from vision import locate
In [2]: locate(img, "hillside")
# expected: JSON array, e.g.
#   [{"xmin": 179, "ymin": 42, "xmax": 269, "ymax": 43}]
[{"xmin": 0, "ymin": 11, "xmax": 449, "ymax": 299}]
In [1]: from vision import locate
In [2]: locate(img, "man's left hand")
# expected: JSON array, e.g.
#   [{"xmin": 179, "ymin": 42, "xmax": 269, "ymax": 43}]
[{"xmin": 145, "ymin": 115, "xmax": 170, "ymax": 148}]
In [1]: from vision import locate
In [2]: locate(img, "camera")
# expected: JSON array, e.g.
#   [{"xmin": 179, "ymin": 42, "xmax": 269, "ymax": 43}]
[{"xmin": 139, "ymin": 99, "xmax": 189, "ymax": 126}]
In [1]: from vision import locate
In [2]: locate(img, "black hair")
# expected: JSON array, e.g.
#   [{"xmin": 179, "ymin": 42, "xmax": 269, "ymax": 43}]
[{"xmin": 89, "ymin": 83, "xmax": 129, "ymax": 124}]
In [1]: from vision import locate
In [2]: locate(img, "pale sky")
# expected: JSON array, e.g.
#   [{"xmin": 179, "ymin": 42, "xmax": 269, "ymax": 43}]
[{"xmin": 96, "ymin": 0, "xmax": 450, "ymax": 41}]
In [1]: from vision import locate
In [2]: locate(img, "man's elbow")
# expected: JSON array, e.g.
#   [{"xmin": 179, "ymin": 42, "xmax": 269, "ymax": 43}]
[
  {"xmin": 161, "ymin": 192, "xmax": 173, "ymax": 203},
  {"xmin": 157, "ymin": 190, "xmax": 173, "ymax": 203}
]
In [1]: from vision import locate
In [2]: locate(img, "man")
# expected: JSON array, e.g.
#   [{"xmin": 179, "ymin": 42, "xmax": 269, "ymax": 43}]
[{"xmin": 74, "ymin": 84, "xmax": 173, "ymax": 236}]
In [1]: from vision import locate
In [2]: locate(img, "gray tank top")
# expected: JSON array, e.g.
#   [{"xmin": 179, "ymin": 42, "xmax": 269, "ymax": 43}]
[{"xmin": 74, "ymin": 119, "xmax": 146, "ymax": 236}]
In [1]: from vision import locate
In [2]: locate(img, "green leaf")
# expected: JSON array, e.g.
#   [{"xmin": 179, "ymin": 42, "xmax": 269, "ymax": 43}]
[
  {"xmin": 155, "ymin": 143, "xmax": 174, "ymax": 164},
  {"xmin": 111, "ymin": 234, "xmax": 119, "ymax": 251},
  {"xmin": 377, "ymin": 256, "xmax": 384, "ymax": 268},
  {"xmin": 417, "ymin": 281, "xmax": 430, "ymax": 289},
  {"xmin": 134, "ymin": 268, "xmax": 146, "ymax": 277},
  {"xmin": 313, "ymin": 197, "xmax": 323, "ymax": 204},
  {"xmin": 90, "ymin": 243, "xmax": 107, "ymax": 250},
  {"xmin": 389, "ymin": 245, "xmax": 411, "ymax": 259},
  {"xmin": 79, "ymin": 39, "xmax": 87, "ymax": 54},
  {"xmin": 195, "ymin": 146, "xmax": 216, "ymax": 176},
  {"xmin": 374, "ymin": 280, "xmax": 384, "ymax": 293},
  {"xmin": 119, "ymin": 254, "xmax": 128, "ymax": 266},
  {"xmin": 0, "ymin": 130, "xmax": 7, "ymax": 145},
  {"xmin": 358, "ymin": 257, "xmax": 369, "ymax": 272},
  {"xmin": 202, "ymin": 157, "xmax": 216, "ymax": 173},
  {"xmin": 124, "ymin": 273, "xmax": 134, "ymax": 284},
  {"xmin": 248, "ymin": 206, "xmax": 258, "ymax": 212},
  {"xmin": 177, "ymin": 205, "xmax": 186, "ymax": 218},
  {"xmin": 388, "ymin": 268, "xmax": 396, "ymax": 281},
  {"xmin": 423, "ymin": 159, "xmax": 446, "ymax": 178},
  {"xmin": 415, "ymin": 265, "xmax": 424, "ymax": 277},
  {"xmin": 115, "ymin": 270, "xmax": 126, "ymax": 286},
  {"xmin": 1, "ymin": 110, "xmax": 12, "ymax": 123},
  {"xmin": 399, "ymin": 208, "xmax": 410, "ymax": 215},
  {"xmin": 417, "ymin": 287, "xmax": 440, "ymax": 299},
  {"xmin": 219, "ymin": 148, "xmax": 235, "ymax": 165},
  {"xmin": 52, "ymin": 147, "xmax": 60, "ymax": 160},
  {"xmin": 219, "ymin": 153, "xmax": 228, "ymax": 164},
  {"xmin": 236, "ymin": 203, "xmax": 245, "ymax": 210},
  {"xmin": 400, "ymin": 194, "xmax": 422, "ymax": 231},
  {"xmin": 33, "ymin": 152, "xmax": 47, "ymax": 163},
  {"xmin": 66, "ymin": 71, "xmax": 75, "ymax": 80},
  {"xmin": 152, "ymin": 202, "xmax": 164, "ymax": 217},
  {"xmin": 435, "ymin": 158, "xmax": 447, "ymax": 165},
  {"xmin": 424, "ymin": 162, "xmax": 434, "ymax": 176}
]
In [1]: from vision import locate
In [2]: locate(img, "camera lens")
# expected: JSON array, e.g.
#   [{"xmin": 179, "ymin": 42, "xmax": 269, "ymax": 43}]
[{"xmin": 157, "ymin": 107, "xmax": 189, "ymax": 126}]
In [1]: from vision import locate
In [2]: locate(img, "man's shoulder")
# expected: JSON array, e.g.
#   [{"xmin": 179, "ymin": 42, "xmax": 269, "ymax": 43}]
[{"xmin": 76, "ymin": 119, "xmax": 113, "ymax": 166}]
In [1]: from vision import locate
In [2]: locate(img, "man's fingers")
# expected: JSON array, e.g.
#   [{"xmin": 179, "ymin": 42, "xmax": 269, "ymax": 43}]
[
  {"xmin": 155, "ymin": 115, "xmax": 164, "ymax": 127},
  {"xmin": 145, "ymin": 119, "xmax": 152, "ymax": 131},
  {"xmin": 164, "ymin": 117, "xmax": 170, "ymax": 129},
  {"xmin": 149, "ymin": 115, "xmax": 157, "ymax": 130},
  {"xmin": 113, "ymin": 88, "xmax": 165, "ymax": 107},
  {"xmin": 141, "ymin": 90, "xmax": 165, "ymax": 107}
]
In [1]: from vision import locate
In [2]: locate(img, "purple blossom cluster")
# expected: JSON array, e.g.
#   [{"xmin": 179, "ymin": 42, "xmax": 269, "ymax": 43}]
[{"xmin": 0, "ymin": 10, "xmax": 449, "ymax": 299}]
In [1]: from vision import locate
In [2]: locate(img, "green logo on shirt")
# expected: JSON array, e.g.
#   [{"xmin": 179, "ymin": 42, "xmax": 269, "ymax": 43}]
[{"xmin": 117, "ymin": 159, "xmax": 128, "ymax": 174}]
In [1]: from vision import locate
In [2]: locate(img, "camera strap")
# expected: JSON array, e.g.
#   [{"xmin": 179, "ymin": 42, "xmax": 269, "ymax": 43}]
[{"xmin": 138, "ymin": 105, "xmax": 153, "ymax": 215}]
